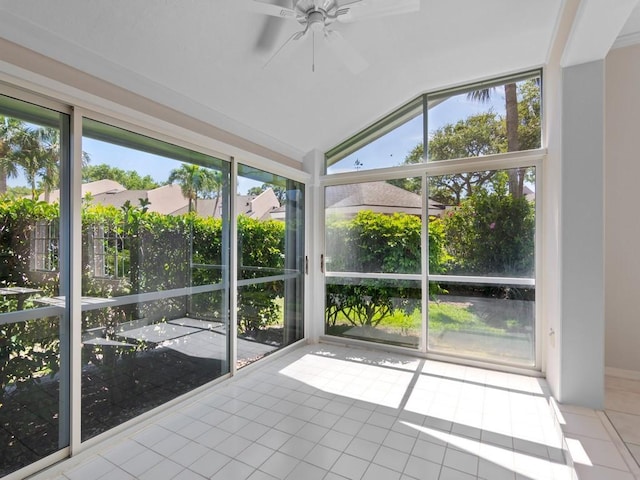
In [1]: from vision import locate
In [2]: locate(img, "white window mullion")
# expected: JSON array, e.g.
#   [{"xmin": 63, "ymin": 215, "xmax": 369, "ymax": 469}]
[
  {"xmin": 69, "ymin": 107, "xmax": 84, "ymax": 455},
  {"xmin": 230, "ymin": 157, "xmax": 238, "ymax": 376}
]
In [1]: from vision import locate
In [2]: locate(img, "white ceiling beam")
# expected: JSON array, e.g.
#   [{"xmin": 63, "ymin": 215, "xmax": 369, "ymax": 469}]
[{"xmin": 561, "ymin": 0, "xmax": 640, "ymax": 67}]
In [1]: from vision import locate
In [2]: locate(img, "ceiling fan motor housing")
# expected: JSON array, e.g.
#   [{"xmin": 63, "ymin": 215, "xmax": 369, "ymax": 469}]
[{"xmin": 294, "ymin": 0, "xmax": 340, "ymax": 29}]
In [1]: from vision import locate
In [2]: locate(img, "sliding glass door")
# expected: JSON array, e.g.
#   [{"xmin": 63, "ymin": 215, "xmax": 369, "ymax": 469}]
[
  {"xmin": 0, "ymin": 94, "xmax": 70, "ymax": 476},
  {"xmin": 80, "ymin": 119, "xmax": 231, "ymax": 440},
  {"xmin": 236, "ymin": 164, "xmax": 304, "ymax": 368}
]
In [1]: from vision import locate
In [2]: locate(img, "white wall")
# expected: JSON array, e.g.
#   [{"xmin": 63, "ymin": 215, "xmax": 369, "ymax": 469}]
[
  {"xmin": 605, "ymin": 44, "xmax": 640, "ymax": 376},
  {"xmin": 559, "ymin": 60, "xmax": 606, "ymax": 408}
]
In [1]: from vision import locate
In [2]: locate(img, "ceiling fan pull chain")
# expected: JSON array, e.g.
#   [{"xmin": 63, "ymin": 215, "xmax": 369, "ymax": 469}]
[{"xmin": 312, "ymin": 31, "xmax": 316, "ymax": 72}]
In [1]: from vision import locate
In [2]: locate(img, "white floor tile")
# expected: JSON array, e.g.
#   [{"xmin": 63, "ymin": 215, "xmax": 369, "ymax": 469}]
[
  {"xmin": 238, "ymin": 443, "xmax": 275, "ymax": 468},
  {"xmin": 373, "ymin": 445, "xmax": 409, "ymax": 473},
  {"xmin": 285, "ymin": 461, "xmax": 327, "ymax": 480},
  {"xmin": 259, "ymin": 451, "xmax": 299, "ymax": 478},
  {"xmin": 344, "ymin": 437, "xmax": 379, "ymax": 462},
  {"xmin": 209, "ymin": 459, "xmax": 255, "ymax": 480},
  {"xmin": 574, "ymin": 464, "xmax": 636, "ymax": 480},
  {"xmin": 403, "ymin": 455, "xmax": 442, "ymax": 479},
  {"xmin": 304, "ymin": 443, "xmax": 341, "ymax": 470},
  {"xmin": 27, "ymin": 344, "xmax": 588, "ymax": 480},
  {"xmin": 188, "ymin": 450, "xmax": 231, "ymax": 478},
  {"xmin": 137, "ymin": 459, "xmax": 183, "ymax": 480},
  {"xmin": 66, "ymin": 457, "xmax": 115, "ymax": 480},
  {"xmin": 279, "ymin": 436, "xmax": 316, "ymax": 459},
  {"xmin": 331, "ymin": 453, "xmax": 370, "ymax": 480},
  {"xmin": 119, "ymin": 449, "xmax": 165, "ymax": 477}
]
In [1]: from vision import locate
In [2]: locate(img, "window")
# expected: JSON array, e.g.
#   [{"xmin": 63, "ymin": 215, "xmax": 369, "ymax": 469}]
[
  {"xmin": 0, "ymin": 93, "xmax": 70, "ymax": 477},
  {"xmin": 323, "ymin": 72, "xmax": 541, "ymax": 368},
  {"xmin": 324, "ymin": 179, "xmax": 423, "ymax": 348},
  {"xmin": 326, "ymin": 98, "xmax": 423, "ymax": 174},
  {"xmin": 80, "ymin": 118, "xmax": 231, "ymax": 440},
  {"xmin": 428, "ymin": 167, "xmax": 536, "ymax": 366},
  {"xmin": 236, "ymin": 164, "xmax": 305, "ymax": 367},
  {"xmin": 0, "ymin": 86, "xmax": 308, "ymax": 477},
  {"xmin": 31, "ymin": 220, "xmax": 59, "ymax": 272},
  {"xmin": 88, "ymin": 222, "xmax": 129, "ymax": 279},
  {"xmin": 427, "ymin": 72, "xmax": 541, "ymax": 161}
]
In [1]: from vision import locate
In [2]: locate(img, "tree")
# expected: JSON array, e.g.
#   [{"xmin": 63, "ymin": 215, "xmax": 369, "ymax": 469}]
[
  {"xmin": 0, "ymin": 116, "xmax": 23, "ymax": 194},
  {"xmin": 197, "ymin": 169, "xmax": 224, "ymax": 216},
  {"xmin": 32, "ymin": 127, "xmax": 63, "ymax": 202},
  {"xmin": 168, "ymin": 163, "xmax": 221, "ymax": 213},
  {"xmin": 442, "ymin": 171, "xmax": 535, "ymax": 276},
  {"xmin": 392, "ymin": 114, "xmax": 504, "ymax": 204},
  {"xmin": 2, "ymin": 124, "xmax": 90, "ymax": 200},
  {"xmin": 467, "ymin": 78, "xmax": 541, "ymax": 197},
  {"xmin": 83, "ymin": 164, "xmax": 159, "ymax": 190}
]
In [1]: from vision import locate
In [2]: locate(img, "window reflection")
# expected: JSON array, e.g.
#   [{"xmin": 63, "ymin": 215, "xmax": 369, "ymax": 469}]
[
  {"xmin": 0, "ymin": 95, "xmax": 69, "ymax": 476},
  {"xmin": 237, "ymin": 164, "xmax": 305, "ymax": 367},
  {"xmin": 80, "ymin": 119, "xmax": 231, "ymax": 440}
]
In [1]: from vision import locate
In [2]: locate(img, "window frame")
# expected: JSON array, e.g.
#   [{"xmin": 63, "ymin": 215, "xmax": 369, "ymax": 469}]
[{"xmin": 321, "ymin": 70, "xmax": 544, "ymax": 370}]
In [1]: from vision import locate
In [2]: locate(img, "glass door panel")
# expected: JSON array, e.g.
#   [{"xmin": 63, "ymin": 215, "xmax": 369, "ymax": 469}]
[
  {"xmin": 0, "ymin": 95, "xmax": 70, "ymax": 476},
  {"xmin": 427, "ymin": 167, "xmax": 536, "ymax": 366},
  {"xmin": 80, "ymin": 119, "xmax": 231, "ymax": 440},
  {"xmin": 324, "ymin": 179, "xmax": 423, "ymax": 348},
  {"xmin": 236, "ymin": 164, "xmax": 304, "ymax": 368}
]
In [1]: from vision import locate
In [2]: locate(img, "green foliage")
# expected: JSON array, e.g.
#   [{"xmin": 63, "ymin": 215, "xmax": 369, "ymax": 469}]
[
  {"xmin": 237, "ymin": 215, "xmax": 285, "ymax": 334},
  {"xmin": 428, "ymin": 301, "xmax": 477, "ymax": 332},
  {"xmin": 325, "ymin": 210, "xmax": 448, "ymax": 328},
  {"xmin": 0, "ymin": 198, "xmax": 61, "ymax": 403},
  {"xmin": 82, "ymin": 163, "xmax": 159, "ymax": 190},
  {"xmin": 442, "ymin": 173, "xmax": 535, "ymax": 276},
  {"xmin": 168, "ymin": 163, "xmax": 223, "ymax": 213},
  {"xmin": 0, "ymin": 196, "xmax": 287, "ymax": 403},
  {"xmin": 429, "ymin": 112, "xmax": 505, "ymax": 160}
]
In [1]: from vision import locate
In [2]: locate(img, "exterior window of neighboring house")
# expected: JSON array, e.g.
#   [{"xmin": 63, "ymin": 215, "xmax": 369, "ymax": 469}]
[
  {"xmin": 89, "ymin": 223, "xmax": 129, "ymax": 279},
  {"xmin": 31, "ymin": 220, "xmax": 59, "ymax": 271}
]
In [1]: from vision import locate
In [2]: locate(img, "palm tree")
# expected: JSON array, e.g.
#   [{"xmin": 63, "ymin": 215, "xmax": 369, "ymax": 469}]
[
  {"xmin": 169, "ymin": 163, "xmax": 215, "ymax": 213},
  {"xmin": 32, "ymin": 127, "xmax": 61, "ymax": 202},
  {"xmin": 207, "ymin": 170, "xmax": 224, "ymax": 217},
  {"xmin": 467, "ymin": 82, "xmax": 525, "ymax": 197},
  {"xmin": 0, "ymin": 116, "xmax": 25, "ymax": 194},
  {"xmin": 5, "ymin": 125, "xmax": 45, "ymax": 199}
]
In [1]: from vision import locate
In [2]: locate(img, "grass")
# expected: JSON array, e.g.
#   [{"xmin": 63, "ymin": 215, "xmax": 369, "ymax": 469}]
[{"xmin": 327, "ymin": 299, "xmax": 522, "ymax": 337}]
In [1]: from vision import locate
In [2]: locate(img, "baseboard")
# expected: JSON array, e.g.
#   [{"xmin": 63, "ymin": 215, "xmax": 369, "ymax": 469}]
[{"xmin": 606, "ymin": 367, "xmax": 640, "ymax": 381}]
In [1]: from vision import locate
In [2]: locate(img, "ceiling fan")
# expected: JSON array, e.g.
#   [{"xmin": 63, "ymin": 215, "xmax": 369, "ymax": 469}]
[{"xmin": 246, "ymin": 0, "xmax": 420, "ymax": 74}]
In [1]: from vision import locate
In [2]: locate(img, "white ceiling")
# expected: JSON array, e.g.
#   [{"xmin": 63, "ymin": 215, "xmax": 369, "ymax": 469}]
[{"xmin": 0, "ymin": 0, "xmax": 637, "ymax": 161}]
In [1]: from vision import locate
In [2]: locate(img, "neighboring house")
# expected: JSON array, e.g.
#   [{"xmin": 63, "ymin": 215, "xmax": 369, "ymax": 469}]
[
  {"xmin": 42, "ymin": 179, "xmax": 126, "ymax": 203},
  {"xmin": 325, "ymin": 181, "xmax": 449, "ymax": 218},
  {"xmin": 46, "ymin": 179, "xmax": 281, "ymax": 219},
  {"xmin": 173, "ymin": 188, "xmax": 281, "ymax": 220}
]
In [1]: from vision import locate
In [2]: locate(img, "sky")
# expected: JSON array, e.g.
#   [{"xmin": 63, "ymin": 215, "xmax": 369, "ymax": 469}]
[
  {"xmin": 7, "ymin": 88, "xmax": 509, "ymax": 191},
  {"xmin": 327, "ymin": 90, "xmax": 507, "ymax": 174}
]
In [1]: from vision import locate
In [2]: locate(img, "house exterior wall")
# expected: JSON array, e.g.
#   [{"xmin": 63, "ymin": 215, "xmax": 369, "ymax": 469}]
[{"xmin": 605, "ymin": 43, "xmax": 640, "ymax": 378}]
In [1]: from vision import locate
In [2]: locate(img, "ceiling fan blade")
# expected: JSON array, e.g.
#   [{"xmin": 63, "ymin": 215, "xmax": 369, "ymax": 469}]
[
  {"xmin": 246, "ymin": 0, "xmax": 299, "ymax": 19},
  {"xmin": 263, "ymin": 29, "xmax": 307, "ymax": 69},
  {"xmin": 324, "ymin": 29, "xmax": 368, "ymax": 74},
  {"xmin": 337, "ymin": 0, "xmax": 364, "ymax": 7},
  {"xmin": 339, "ymin": 0, "xmax": 420, "ymax": 23},
  {"xmin": 255, "ymin": 16, "xmax": 286, "ymax": 52}
]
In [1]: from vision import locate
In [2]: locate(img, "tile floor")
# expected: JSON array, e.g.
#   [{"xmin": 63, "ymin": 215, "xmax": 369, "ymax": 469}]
[
  {"xmin": 605, "ymin": 376, "xmax": 640, "ymax": 471},
  {"xmin": 28, "ymin": 344, "xmax": 590, "ymax": 480}
]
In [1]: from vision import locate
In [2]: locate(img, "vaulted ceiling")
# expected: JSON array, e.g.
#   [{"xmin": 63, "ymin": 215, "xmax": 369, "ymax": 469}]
[{"xmin": 0, "ymin": 0, "xmax": 638, "ymax": 162}]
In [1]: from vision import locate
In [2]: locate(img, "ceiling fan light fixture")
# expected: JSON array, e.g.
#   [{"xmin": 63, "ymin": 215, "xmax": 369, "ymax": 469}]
[{"xmin": 308, "ymin": 10, "xmax": 326, "ymax": 32}]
